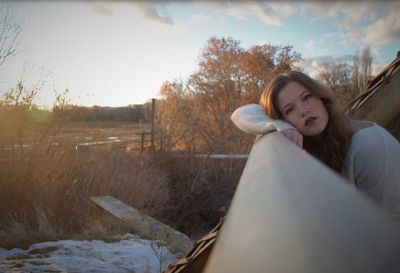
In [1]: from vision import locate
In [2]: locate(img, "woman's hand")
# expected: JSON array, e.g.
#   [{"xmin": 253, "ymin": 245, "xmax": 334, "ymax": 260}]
[{"xmin": 281, "ymin": 128, "xmax": 303, "ymax": 148}]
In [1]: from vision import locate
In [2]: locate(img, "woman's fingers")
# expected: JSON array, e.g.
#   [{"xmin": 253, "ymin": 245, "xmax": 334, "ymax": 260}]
[{"xmin": 281, "ymin": 129, "xmax": 303, "ymax": 148}]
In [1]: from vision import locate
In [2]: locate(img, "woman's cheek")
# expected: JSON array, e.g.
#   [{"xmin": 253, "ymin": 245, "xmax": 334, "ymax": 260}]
[{"xmin": 286, "ymin": 116, "xmax": 302, "ymax": 131}]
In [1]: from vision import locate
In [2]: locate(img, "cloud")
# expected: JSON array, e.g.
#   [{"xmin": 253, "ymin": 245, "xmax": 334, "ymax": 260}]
[
  {"xmin": 305, "ymin": 2, "xmax": 399, "ymax": 55},
  {"xmin": 250, "ymin": 3, "xmax": 282, "ymax": 27},
  {"xmin": 372, "ymin": 59, "xmax": 392, "ymax": 76},
  {"xmin": 304, "ymin": 57, "xmax": 331, "ymax": 77},
  {"xmin": 333, "ymin": 3, "xmax": 400, "ymax": 56},
  {"xmin": 188, "ymin": 13, "xmax": 226, "ymax": 27},
  {"xmin": 247, "ymin": 2, "xmax": 297, "ymax": 27},
  {"xmin": 361, "ymin": 3, "xmax": 400, "ymax": 54},
  {"xmin": 304, "ymin": 39, "xmax": 315, "ymax": 52},
  {"xmin": 86, "ymin": 1, "xmax": 174, "ymax": 25},
  {"xmin": 95, "ymin": 1, "xmax": 297, "ymax": 29},
  {"xmin": 295, "ymin": 53, "xmax": 391, "ymax": 79},
  {"xmin": 129, "ymin": 2, "xmax": 173, "ymax": 25},
  {"xmin": 299, "ymin": 55, "xmax": 354, "ymax": 78},
  {"xmin": 270, "ymin": 2, "xmax": 297, "ymax": 17},
  {"xmin": 200, "ymin": 2, "xmax": 298, "ymax": 27},
  {"xmin": 336, "ymin": 3, "xmax": 378, "ymax": 29},
  {"xmin": 321, "ymin": 31, "xmax": 361, "ymax": 49},
  {"xmin": 303, "ymin": 2, "xmax": 378, "ymax": 28},
  {"xmin": 225, "ymin": 4, "xmax": 250, "ymax": 21},
  {"xmin": 86, "ymin": 2, "xmax": 114, "ymax": 16}
]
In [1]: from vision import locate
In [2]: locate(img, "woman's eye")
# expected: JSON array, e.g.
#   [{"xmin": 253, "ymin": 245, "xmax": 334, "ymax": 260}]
[
  {"xmin": 303, "ymin": 94, "xmax": 312, "ymax": 101},
  {"xmin": 285, "ymin": 107, "xmax": 293, "ymax": 115}
]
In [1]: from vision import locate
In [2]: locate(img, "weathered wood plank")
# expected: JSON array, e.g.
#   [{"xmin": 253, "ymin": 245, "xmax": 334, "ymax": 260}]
[
  {"xmin": 90, "ymin": 195, "xmax": 194, "ymax": 254},
  {"xmin": 204, "ymin": 132, "xmax": 400, "ymax": 273},
  {"xmin": 346, "ymin": 53, "xmax": 400, "ymax": 127}
]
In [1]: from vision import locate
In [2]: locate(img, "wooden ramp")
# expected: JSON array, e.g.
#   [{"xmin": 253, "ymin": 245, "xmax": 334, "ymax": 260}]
[
  {"xmin": 90, "ymin": 195, "xmax": 194, "ymax": 254},
  {"xmin": 346, "ymin": 52, "xmax": 400, "ymax": 132},
  {"xmin": 163, "ymin": 218, "xmax": 224, "ymax": 273}
]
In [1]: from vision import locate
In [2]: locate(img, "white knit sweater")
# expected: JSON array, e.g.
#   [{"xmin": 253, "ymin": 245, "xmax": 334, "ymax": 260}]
[{"xmin": 231, "ymin": 104, "xmax": 400, "ymax": 218}]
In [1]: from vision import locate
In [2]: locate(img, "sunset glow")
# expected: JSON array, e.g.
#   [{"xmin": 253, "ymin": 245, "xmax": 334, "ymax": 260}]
[{"xmin": 1, "ymin": 1, "xmax": 398, "ymax": 107}]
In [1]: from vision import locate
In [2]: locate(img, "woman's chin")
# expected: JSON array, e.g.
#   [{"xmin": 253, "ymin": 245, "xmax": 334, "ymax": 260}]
[
  {"xmin": 301, "ymin": 128, "xmax": 324, "ymax": 137},
  {"xmin": 300, "ymin": 122, "xmax": 328, "ymax": 137}
]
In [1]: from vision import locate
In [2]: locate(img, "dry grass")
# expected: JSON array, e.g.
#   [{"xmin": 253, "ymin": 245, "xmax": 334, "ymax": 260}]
[
  {"xmin": 0, "ymin": 210, "xmax": 63, "ymax": 249},
  {"xmin": 151, "ymin": 154, "xmax": 244, "ymax": 238},
  {"xmin": 0, "ymin": 115, "xmax": 244, "ymax": 249}
]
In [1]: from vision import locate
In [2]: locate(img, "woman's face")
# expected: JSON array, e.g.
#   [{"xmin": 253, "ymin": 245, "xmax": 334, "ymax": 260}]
[{"xmin": 277, "ymin": 81, "xmax": 329, "ymax": 137}]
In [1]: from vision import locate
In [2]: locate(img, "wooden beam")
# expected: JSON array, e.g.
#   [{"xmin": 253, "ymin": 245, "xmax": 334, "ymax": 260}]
[
  {"xmin": 90, "ymin": 195, "xmax": 194, "ymax": 254},
  {"xmin": 346, "ymin": 55, "xmax": 400, "ymax": 126},
  {"xmin": 204, "ymin": 132, "xmax": 400, "ymax": 273}
]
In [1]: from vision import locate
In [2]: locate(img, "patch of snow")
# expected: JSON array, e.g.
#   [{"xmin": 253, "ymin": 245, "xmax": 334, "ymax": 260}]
[{"xmin": 0, "ymin": 234, "xmax": 179, "ymax": 273}]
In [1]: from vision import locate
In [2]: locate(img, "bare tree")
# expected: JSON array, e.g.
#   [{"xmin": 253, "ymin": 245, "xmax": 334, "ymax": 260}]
[
  {"xmin": 0, "ymin": 4, "xmax": 22, "ymax": 68},
  {"xmin": 316, "ymin": 60, "xmax": 355, "ymax": 106},
  {"xmin": 360, "ymin": 47, "xmax": 372, "ymax": 88},
  {"xmin": 352, "ymin": 50, "xmax": 359, "ymax": 92},
  {"xmin": 352, "ymin": 47, "xmax": 372, "ymax": 93}
]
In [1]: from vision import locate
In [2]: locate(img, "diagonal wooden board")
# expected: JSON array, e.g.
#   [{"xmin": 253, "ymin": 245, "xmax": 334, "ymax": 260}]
[
  {"xmin": 90, "ymin": 195, "xmax": 194, "ymax": 254},
  {"xmin": 346, "ymin": 53, "xmax": 400, "ymax": 128},
  {"xmin": 204, "ymin": 132, "xmax": 400, "ymax": 273}
]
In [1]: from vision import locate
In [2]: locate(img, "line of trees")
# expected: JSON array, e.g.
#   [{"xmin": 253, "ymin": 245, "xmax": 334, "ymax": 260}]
[
  {"xmin": 155, "ymin": 37, "xmax": 375, "ymax": 154},
  {"xmin": 315, "ymin": 47, "xmax": 373, "ymax": 106},
  {"xmin": 0, "ymin": 6, "xmax": 147, "ymax": 125},
  {"xmin": 0, "ymin": 5, "xmax": 376, "ymax": 155},
  {"xmin": 53, "ymin": 104, "xmax": 145, "ymax": 122},
  {"xmin": 155, "ymin": 36, "xmax": 302, "ymax": 154}
]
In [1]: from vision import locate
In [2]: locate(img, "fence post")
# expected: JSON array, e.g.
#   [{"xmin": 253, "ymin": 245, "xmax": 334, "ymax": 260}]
[
  {"xmin": 150, "ymin": 98, "xmax": 155, "ymax": 151},
  {"xmin": 140, "ymin": 131, "xmax": 145, "ymax": 153}
]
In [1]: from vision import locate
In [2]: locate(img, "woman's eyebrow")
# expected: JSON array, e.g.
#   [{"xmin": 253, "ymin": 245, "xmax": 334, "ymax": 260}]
[
  {"xmin": 299, "ymin": 90, "xmax": 309, "ymax": 97},
  {"xmin": 282, "ymin": 102, "xmax": 292, "ymax": 111},
  {"xmin": 281, "ymin": 90, "xmax": 309, "ymax": 111}
]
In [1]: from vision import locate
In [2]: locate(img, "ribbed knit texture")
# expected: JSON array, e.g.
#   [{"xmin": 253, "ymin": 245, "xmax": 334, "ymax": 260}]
[{"xmin": 344, "ymin": 123, "xmax": 400, "ymax": 219}]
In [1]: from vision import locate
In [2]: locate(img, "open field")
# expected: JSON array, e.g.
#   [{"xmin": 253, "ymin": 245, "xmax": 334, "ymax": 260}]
[
  {"xmin": 0, "ymin": 120, "xmax": 151, "ymax": 163},
  {"xmin": 0, "ymin": 120, "xmax": 244, "ymax": 249},
  {"xmin": 2, "ymin": 120, "xmax": 148, "ymax": 150}
]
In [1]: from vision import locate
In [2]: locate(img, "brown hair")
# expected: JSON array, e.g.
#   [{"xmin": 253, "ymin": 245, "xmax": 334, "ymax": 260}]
[{"xmin": 259, "ymin": 71, "xmax": 352, "ymax": 173}]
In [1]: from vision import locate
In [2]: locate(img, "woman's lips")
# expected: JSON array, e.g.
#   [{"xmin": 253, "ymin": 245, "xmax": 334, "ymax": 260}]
[{"xmin": 305, "ymin": 117, "xmax": 316, "ymax": 127}]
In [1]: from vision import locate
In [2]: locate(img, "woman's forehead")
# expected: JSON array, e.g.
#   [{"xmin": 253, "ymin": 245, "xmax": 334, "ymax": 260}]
[{"xmin": 278, "ymin": 81, "xmax": 308, "ymax": 104}]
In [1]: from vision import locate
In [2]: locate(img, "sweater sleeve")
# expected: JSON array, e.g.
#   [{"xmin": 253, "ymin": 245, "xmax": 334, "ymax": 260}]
[
  {"xmin": 231, "ymin": 104, "xmax": 295, "ymax": 135},
  {"xmin": 346, "ymin": 124, "xmax": 400, "ymax": 219}
]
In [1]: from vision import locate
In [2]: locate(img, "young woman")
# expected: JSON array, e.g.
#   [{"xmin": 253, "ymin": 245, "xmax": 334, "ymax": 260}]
[{"xmin": 231, "ymin": 71, "xmax": 400, "ymax": 218}]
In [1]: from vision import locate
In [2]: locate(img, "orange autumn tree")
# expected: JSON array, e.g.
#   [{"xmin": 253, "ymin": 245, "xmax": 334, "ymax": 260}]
[{"xmin": 156, "ymin": 36, "xmax": 302, "ymax": 154}]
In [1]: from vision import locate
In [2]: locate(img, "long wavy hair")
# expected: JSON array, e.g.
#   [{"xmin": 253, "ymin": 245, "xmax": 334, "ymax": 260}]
[{"xmin": 259, "ymin": 71, "xmax": 352, "ymax": 173}]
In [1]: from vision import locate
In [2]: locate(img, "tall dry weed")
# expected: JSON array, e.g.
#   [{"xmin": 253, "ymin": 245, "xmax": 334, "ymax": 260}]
[
  {"xmin": 148, "ymin": 154, "xmax": 244, "ymax": 238},
  {"xmin": 0, "ymin": 81, "xmax": 245, "ymax": 247}
]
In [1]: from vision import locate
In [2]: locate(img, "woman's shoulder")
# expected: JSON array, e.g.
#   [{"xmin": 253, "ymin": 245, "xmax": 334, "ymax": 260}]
[
  {"xmin": 349, "ymin": 119, "xmax": 374, "ymax": 134},
  {"xmin": 350, "ymin": 120, "xmax": 397, "ymax": 139},
  {"xmin": 348, "ymin": 120, "xmax": 400, "ymax": 157}
]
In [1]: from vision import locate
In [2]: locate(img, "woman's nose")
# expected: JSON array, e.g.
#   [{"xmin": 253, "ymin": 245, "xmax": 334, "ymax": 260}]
[{"xmin": 300, "ymin": 106, "xmax": 309, "ymax": 117}]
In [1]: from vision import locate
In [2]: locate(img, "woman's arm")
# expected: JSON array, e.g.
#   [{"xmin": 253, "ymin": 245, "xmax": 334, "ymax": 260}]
[
  {"xmin": 346, "ymin": 124, "xmax": 400, "ymax": 218},
  {"xmin": 231, "ymin": 104, "xmax": 303, "ymax": 147},
  {"xmin": 231, "ymin": 104, "xmax": 293, "ymax": 134}
]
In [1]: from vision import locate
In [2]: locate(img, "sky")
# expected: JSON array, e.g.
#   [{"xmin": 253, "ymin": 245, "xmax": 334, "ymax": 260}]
[{"xmin": 0, "ymin": 0, "xmax": 399, "ymax": 107}]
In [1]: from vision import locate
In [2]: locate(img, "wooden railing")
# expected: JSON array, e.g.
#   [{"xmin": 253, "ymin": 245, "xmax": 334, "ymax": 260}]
[{"xmin": 204, "ymin": 132, "xmax": 400, "ymax": 273}]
